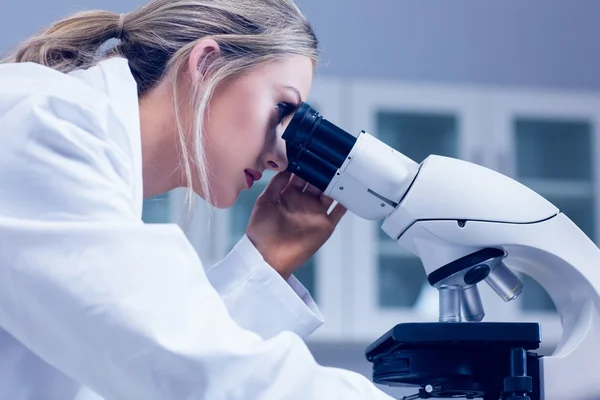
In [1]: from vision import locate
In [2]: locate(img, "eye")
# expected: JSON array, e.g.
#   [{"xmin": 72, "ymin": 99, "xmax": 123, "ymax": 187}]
[{"xmin": 277, "ymin": 102, "xmax": 296, "ymax": 124}]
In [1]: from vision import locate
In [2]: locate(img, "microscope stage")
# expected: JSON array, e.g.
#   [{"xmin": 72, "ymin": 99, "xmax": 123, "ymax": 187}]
[{"xmin": 366, "ymin": 322, "xmax": 541, "ymax": 399}]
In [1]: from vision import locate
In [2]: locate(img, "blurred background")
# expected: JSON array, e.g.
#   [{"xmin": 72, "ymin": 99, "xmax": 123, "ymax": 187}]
[{"xmin": 2, "ymin": 0, "xmax": 600, "ymax": 397}]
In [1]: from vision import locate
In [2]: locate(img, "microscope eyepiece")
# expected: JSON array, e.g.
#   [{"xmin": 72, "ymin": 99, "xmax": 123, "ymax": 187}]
[{"xmin": 283, "ymin": 102, "xmax": 357, "ymax": 191}]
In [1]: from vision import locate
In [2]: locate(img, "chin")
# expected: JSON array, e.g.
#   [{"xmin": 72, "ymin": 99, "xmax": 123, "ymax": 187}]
[
  {"xmin": 209, "ymin": 190, "xmax": 239, "ymax": 209},
  {"xmin": 190, "ymin": 177, "xmax": 237, "ymax": 209}
]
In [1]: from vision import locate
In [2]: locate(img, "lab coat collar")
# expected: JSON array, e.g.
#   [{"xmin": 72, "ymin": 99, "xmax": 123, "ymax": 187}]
[{"xmin": 68, "ymin": 57, "xmax": 144, "ymax": 217}]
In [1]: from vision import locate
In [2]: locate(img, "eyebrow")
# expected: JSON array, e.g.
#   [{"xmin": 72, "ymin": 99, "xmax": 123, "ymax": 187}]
[{"xmin": 284, "ymin": 85, "xmax": 302, "ymax": 104}]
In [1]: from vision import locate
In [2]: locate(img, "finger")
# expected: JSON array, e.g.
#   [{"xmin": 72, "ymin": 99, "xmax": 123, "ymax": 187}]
[
  {"xmin": 287, "ymin": 174, "xmax": 308, "ymax": 189},
  {"xmin": 262, "ymin": 171, "xmax": 292, "ymax": 199},
  {"xmin": 328, "ymin": 202, "xmax": 348, "ymax": 225},
  {"xmin": 320, "ymin": 194, "xmax": 335, "ymax": 209},
  {"xmin": 302, "ymin": 183, "xmax": 322, "ymax": 197}
]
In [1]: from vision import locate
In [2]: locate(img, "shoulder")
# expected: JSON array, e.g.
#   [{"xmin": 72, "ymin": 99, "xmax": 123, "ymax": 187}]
[
  {"xmin": 0, "ymin": 61, "xmax": 113, "ymax": 102},
  {"xmin": 0, "ymin": 61, "xmax": 142, "ymax": 219},
  {"xmin": 0, "ymin": 62, "xmax": 115, "ymax": 136},
  {"xmin": 0, "ymin": 58, "xmax": 141, "ymax": 171}
]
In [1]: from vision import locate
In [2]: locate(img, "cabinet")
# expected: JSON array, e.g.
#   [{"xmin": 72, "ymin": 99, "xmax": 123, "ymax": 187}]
[
  {"xmin": 141, "ymin": 191, "xmax": 175, "ymax": 224},
  {"xmin": 484, "ymin": 89, "xmax": 600, "ymax": 350},
  {"xmin": 141, "ymin": 77, "xmax": 600, "ymax": 350},
  {"xmin": 342, "ymin": 81, "xmax": 600, "ymax": 351},
  {"xmin": 346, "ymin": 81, "xmax": 484, "ymax": 341}
]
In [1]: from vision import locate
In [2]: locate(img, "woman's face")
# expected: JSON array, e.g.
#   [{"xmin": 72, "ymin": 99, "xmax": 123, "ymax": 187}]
[{"xmin": 194, "ymin": 55, "xmax": 313, "ymax": 208}]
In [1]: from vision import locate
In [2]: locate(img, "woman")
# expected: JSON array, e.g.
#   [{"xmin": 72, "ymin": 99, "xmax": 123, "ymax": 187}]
[{"xmin": 0, "ymin": 1, "xmax": 393, "ymax": 399}]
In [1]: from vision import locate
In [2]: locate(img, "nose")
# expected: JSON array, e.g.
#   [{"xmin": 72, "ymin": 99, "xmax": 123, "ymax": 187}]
[{"xmin": 264, "ymin": 135, "xmax": 288, "ymax": 171}]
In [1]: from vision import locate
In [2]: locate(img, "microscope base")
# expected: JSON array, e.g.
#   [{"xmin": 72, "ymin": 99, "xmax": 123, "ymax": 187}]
[{"xmin": 365, "ymin": 322, "xmax": 541, "ymax": 399}]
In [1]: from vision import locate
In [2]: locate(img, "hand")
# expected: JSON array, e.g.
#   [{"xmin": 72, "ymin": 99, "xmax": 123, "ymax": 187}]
[{"xmin": 246, "ymin": 171, "xmax": 347, "ymax": 280}]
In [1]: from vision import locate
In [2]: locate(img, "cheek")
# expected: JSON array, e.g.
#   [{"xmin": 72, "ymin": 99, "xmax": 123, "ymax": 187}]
[
  {"xmin": 201, "ymin": 101, "xmax": 268, "ymax": 199},
  {"xmin": 224, "ymin": 103, "xmax": 269, "ymax": 163},
  {"xmin": 199, "ymin": 82, "xmax": 272, "ymax": 205}
]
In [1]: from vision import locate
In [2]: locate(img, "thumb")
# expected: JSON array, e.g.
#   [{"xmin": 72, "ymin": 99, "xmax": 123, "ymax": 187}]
[
  {"xmin": 328, "ymin": 202, "xmax": 348, "ymax": 225},
  {"xmin": 262, "ymin": 171, "xmax": 293, "ymax": 199}
]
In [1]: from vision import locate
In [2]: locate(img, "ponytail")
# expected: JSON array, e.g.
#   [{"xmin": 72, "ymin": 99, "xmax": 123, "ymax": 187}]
[
  {"xmin": 0, "ymin": 0, "xmax": 319, "ymax": 214},
  {"xmin": 1, "ymin": 10, "xmax": 123, "ymax": 72}
]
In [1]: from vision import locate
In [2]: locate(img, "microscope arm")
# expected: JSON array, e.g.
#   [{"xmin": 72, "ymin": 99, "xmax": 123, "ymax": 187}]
[
  {"xmin": 384, "ymin": 155, "xmax": 600, "ymax": 400},
  {"xmin": 329, "ymin": 133, "xmax": 600, "ymax": 399},
  {"xmin": 282, "ymin": 103, "xmax": 600, "ymax": 399}
]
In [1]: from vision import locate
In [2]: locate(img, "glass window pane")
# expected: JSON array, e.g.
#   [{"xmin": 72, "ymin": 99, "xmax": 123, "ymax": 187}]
[
  {"xmin": 377, "ymin": 111, "xmax": 458, "ymax": 162},
  {"xmin": 293, "ymin": 256, "xmax": 317, "ymax": 302},
  {"xmin": 228, "ymin": 184, "xmax": 264, "ymax": 247},
  {"xmin": 375, "ymin": 111, "xmax": 459, "ymax": 306},
  {"xmin": 513, "ymin": 117, "xmax": 594, "ymax": 312},
  {"xmin": 515, "ymin": 118, "xmax": 592, "ymax": 180},
  {"xmin": 548, "ymin": 195, "xmax": 595, "ymax": 241},
  {"xmin": 514, "ymin": 118, "xmax": 595, "ymax": 239},
  {"xmin": 377, "ymin": 112, "xmax": 459, "ymax": 242},
  {"xmin": 142, "ymin": 192, "xmax": 171, "ymax": 223},
  {"xmin": 378, "ymin": 254, "xmax": 427, "ymax": 308}
]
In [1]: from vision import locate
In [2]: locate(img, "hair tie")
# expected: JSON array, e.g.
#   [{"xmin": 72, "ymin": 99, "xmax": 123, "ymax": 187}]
[{"xmin": 116, "ymin": 13, "xmax": 126, "ymax": 40}]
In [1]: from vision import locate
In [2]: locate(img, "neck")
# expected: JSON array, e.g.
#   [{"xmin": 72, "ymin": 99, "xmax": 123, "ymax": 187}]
[{"xmin": 138, "ymin": 81, "xmax": 182, "ymax": 199}]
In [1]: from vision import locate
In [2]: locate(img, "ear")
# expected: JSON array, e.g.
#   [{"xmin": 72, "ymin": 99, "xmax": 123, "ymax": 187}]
[{"xmin": 187, "ymin": 37, "xmax": 221, "ymax": 82}]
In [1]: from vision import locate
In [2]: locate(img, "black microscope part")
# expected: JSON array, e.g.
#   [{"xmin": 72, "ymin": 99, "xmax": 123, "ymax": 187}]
[
  {"xmin": 504, "ymin": 348, "xmax": 533, "ymax": 400},
  {"xmin": 282, "ymin": 102, "xmax": 357, "ymax": 191},
  {"xmin": 366, "ymin": 322, "xmax": 541, "ymax": 400},
  {"xmin": 427, "ymin": 248, "xmax": 503, "ymax": 287}
]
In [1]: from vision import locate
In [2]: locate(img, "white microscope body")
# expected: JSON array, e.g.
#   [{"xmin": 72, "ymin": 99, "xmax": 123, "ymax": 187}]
[{"xmin": 322, "ymin": 130, "xmax": 600, "ymax": 400}]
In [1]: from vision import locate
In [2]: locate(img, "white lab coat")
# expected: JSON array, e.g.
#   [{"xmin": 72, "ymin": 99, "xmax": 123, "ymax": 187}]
[{"xmin": 0, "ymin": 57, "xmax": 392, "ymax": 400}]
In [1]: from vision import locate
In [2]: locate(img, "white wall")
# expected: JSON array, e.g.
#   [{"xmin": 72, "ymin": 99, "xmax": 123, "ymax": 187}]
[
  {"xmin": 296, "ymin": 0, "xmax": 600, "ymax": 91},
  {"xmin": 4, "ymin": 0, "xmax": 599, "ymax": 90}
]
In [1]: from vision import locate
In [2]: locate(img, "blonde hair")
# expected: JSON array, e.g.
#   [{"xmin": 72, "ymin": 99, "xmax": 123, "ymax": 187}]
[{"xmin": 2, "ymin": 0, "xmax": 318, "ymax": 213}]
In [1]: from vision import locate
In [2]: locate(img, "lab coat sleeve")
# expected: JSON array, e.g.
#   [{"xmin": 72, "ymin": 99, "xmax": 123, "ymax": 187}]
[
  {"xmin": 0, "ymin": 93, "xmax": 393, "ymax": 400},
  {"xmin": 205, "ymin": 234, "xmax": 324, "ymax": 340}
]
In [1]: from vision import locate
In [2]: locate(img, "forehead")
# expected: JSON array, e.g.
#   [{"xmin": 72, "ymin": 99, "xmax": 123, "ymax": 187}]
[{"xmin": 247, "ymin": 55, "xmax": 313, "ymax": 100}]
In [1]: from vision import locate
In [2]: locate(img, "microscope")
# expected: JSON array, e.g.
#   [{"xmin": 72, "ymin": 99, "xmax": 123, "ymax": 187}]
[{"xmin": 282, "ymin": 103, "xmax": 600, "ymax": 400}]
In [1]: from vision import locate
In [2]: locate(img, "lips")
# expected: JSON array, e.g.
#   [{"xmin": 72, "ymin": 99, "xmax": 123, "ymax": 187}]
[{"xmin": 244, "ymin": 169, "xmax": 262, "ymax": 188}]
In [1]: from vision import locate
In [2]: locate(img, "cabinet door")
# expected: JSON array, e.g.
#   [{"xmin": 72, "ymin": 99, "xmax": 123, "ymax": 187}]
[
  {"xmin": 194, "ymin": 78, "xmax": 348, "ymax": 341},
  {"xmin": 142, "ymin": 190, "xmax": 180, "ymax": 224},
  {"xmin": 142, "ymin": 188, "xmax": 216, "ymax": 262},
  {"xmin": 487, "ymin": 89, "xmax": 600, "ymax": 351},
  {"xmin": 348, "ymin": 81, "xmax": 484, "ymax": 341},
  {"xmin": 143, "ymin": 189, "xmax": 211, "ymax": 260}
]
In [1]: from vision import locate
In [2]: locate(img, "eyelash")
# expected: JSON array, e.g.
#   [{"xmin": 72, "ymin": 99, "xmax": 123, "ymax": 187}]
[{"xmin": 277, "ymin": 102, "xmax": 296, "ymax": 124}]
